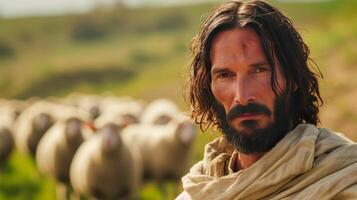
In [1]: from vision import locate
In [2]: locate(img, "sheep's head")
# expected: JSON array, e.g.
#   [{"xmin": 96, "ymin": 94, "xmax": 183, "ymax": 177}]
[
  {"xmin": 100, "ymin": 123, "xmax": 122, "ymax": 155},
  {"xmin": 29, "ymin": 112, "xmax": 54, "ymax": 155},
  {"xmin": 32, "ymin": 112, "xmax": 54, "ymax": 135},
  {"xmin": 65, "ymin": 117, "xmax": 84, "ymax": 147},
  {"xmin": 175, "ymin": 114, "xmax": 196, "ymax": 145}
]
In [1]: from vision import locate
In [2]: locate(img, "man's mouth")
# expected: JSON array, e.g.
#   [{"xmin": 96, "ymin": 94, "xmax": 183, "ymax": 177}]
[
  {"xmin": 237, "ymin": 112, "xmax": 263, "ymax": 120},
  {"xmin": 229, "ymin": 112, "xmax": 263, "ymax": 126},
  {"xmin": 226, "ymin": 103, "xmax": 272, "ymax": 123},
  {"xmin": 228, "ymin": 112, "xmax": 265, "ymax": 131}
]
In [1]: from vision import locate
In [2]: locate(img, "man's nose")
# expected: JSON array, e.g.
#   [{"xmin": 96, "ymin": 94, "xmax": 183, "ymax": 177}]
[{"xmin": 233, "ymin": 77, "xmax": 255, "ymax": 106}]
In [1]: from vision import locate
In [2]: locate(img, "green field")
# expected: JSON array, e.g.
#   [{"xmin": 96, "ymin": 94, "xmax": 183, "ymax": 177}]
[{"xmin": 0, "ymin": 0, "xmax": 356, "ymax": 199}]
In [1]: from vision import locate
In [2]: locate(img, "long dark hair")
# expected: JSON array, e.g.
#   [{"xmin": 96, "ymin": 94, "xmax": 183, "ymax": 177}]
[{"xmin": 187, "ymin": 0, "xmax": 323, "ymax": 131}]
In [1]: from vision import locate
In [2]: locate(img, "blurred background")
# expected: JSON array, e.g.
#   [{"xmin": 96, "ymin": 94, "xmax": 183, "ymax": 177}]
[{"xmin": 0, "ymin": 0, "xmax": 356, "ymax": 199}]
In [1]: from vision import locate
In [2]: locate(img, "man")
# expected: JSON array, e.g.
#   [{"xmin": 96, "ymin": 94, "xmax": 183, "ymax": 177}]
[{"xmin": 177, "ymin": 0, "xmax": 357, "ymax": 199}]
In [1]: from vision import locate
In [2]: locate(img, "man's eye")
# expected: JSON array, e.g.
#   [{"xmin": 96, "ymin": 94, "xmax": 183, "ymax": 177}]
[
  {"xmin": 217, "ymin": 72, "xmax": 233, "ymax": 78},
  {"xmin": 254, "ymin": 67, "xmax": 269, "ymax": 73}
]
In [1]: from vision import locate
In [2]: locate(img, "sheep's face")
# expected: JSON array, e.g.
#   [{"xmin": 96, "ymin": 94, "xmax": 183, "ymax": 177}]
[
  {"xmin": 29, "ymin": 113, "xmax": 54, "ymax": 154},
  {"xmin": 176, "ymin": 121, "xmax": 196, "ymax": 145},
  {"xmin": 89, "ymin": 106, "xmax": 100, "ymax": 119},
  {"xmin": 65, "ymin": 117, "xmax": 84, "ymax": 147},
  {"xmin": 100, "ymin": 123, "xmax": 122, "ymax": 155},
  {"xmin": 32, "ymin": 113, "xmax": 53, "ymax": 135}
]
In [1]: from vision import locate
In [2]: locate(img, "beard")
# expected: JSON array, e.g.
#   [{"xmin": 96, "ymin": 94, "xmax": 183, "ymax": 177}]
[{"xmin": 215, "ymin": 96, "xmax": 290, "ymax": 154}]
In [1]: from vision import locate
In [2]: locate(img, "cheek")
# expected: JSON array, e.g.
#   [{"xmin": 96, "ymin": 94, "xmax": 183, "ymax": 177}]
[
  {"xmin": 211, "ymin": 81, "xmax": 234, "ymax": 112},
  {"xmin": 250, "ymin": 75, "xmax": 276, "ymax": 109},
  {"xmin": 249, "ymin": 75, "xmax": 273, "ymax": 96}
]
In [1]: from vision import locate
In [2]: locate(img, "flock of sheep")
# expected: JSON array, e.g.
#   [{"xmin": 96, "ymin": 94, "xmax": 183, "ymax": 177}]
[{"xmin": 0, "ymin": 94, "xmax": 197, "ymax": 200}]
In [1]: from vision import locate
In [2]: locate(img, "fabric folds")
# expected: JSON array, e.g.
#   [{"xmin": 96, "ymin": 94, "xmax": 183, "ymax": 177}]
[{"xmin": 177, "ymin": 124, "xmax": 357, "ymax": 200}]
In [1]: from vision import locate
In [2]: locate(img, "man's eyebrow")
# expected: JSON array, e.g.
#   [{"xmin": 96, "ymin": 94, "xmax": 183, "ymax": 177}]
[
  {"xmin": 211, "ymin": 67, "xmax": 230, "ymax": 75},
  {"xmin": 249, "ymin": 61, "xmax": 270, "ymax": 68},
  {"xmin": 211, "ymin": 62, "xmax": 270, "ymax": 74}
]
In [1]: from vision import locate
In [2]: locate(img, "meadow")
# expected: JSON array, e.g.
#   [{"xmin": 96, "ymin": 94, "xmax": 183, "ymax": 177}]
[{"xmin": 0, "ymin": 0, "xmax": 356, "ymax": 199}]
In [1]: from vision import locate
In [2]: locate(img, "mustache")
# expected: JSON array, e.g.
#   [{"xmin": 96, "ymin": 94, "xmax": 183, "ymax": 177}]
[{"xmin": 227, "ymin": 102, "xmax": 272, "ymax": 121}]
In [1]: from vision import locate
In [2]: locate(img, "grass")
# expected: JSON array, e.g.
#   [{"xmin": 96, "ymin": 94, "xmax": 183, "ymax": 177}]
[
  {"xmin": 0, "ymin": 0, "xmax": 356, "ymax": 199},
  {"xmin": 0, "ymin": 151, "xmax": 56, "ymax": 200}
]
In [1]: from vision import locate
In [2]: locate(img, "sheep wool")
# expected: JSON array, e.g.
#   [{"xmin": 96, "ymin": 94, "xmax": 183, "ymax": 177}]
[
  {"xmin": 123, "ymin": 114, "xmax": 196, "ymax": 181},
  {"xmin": 0, "ymin": 104, "xmax": 21, "ymax": 164},
  {"xmin": 140, "ymin": 98, "xmax": 180, "ymax": 125},
  {"xmin": 36, "ymin": 117, "xmax": 92, "ymax": 183},
  {"xmin": 63, "ymin": 93, "xmax": 102, "ymax": 120},
  {"xmin": 100, "ymin": 96, "xmax": 145, "ymax": 122},
  {"xmin": 70, "ymin": 123, "xmax": 142, "ymax": 200},
  {"xmin": 14, "ymin": 101, "xmax": 90, "ymax": 156},
  {"xmin": 0, "ymin": 127, "xmax": 13, "ymax": 165},
  {"xmin": 94, "ymin": 110, "xmax": 140, "ymax": 131}
]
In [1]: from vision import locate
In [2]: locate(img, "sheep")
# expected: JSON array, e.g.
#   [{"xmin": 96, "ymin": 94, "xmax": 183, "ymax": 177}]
[
  {"xmin": 99, "ymin": 96, "xmax": 145, "ymax": 121},
  {"xmin": 0, "ymin": 98, "xmax": 34, "ymax": 120},
  {"xmin": 64, "ymin": 94, "xmax": 145, "ymax": 125},
  {"xmin": 14, "ymin": 100, "xmax": 90, "ymax": 156},
  {"xmin": 0, "ymin": 126, "xmax": 14, "ymax": 165},
  {"xmin": 94, "ymin": 105, "xmax": 142, "ymax": 131},
  {"xmin": 70, "ymin": 123, "xmax": 142, "ymax": 200},
  {"xmin": 36, "ymin": 117, "xmax": 94, "ymax": 200},
  {"xmin": 0, "ymin": 104, "xmax": 17, "ymax": 128},
  {"xmin": 93, "ymin": 96, "xmax": 146, "ymax": 131},
  {"xmin": 13, "ymin": 102, "xmax": 52, "ymax": 155},
  {"xmin": 0, "ymin": 105, "xmax": 17, "ymax": 165},
  {"xmin": 140, "ymin": 98, "xmax": 180, "ymax": 125},
  {"xmin": 63, "ymin": 93, "xmax": 103, "ymax": 120},
  {"xmin": 122, "ymin": 113, "xmax": 196, "ymax": 181}
]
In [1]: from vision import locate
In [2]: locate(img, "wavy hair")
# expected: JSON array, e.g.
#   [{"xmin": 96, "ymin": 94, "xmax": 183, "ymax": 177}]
[{"xmin": 187, "ymin": 0, "xmax": 323, "ymax": 131}]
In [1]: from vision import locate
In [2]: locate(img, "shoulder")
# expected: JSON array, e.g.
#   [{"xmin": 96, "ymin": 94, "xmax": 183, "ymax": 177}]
[{"xmin": 203, "ymin": 136, "xmax": 234, "ymax": 161}]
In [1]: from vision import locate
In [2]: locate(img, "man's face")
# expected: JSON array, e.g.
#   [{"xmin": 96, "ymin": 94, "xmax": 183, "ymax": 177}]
[{"xmin": 210, "ymin": 27, "xmax": 289, "ymax": 153}]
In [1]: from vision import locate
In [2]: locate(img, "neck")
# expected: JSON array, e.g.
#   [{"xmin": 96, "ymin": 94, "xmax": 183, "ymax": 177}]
[{"xmin": 236, "ymin": 152, "xmax": 264, "ymax": 170}]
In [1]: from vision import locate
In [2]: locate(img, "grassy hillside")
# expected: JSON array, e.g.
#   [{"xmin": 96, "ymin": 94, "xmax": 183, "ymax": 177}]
[{"xmin": 0, "ymin": 0, "xmax": 356, "ymax": 199}]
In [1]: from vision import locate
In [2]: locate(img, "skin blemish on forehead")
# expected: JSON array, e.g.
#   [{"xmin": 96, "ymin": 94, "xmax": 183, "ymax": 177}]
[{"xmin": 210, "ymin": 27, "xmax": 267, "ymax": 71}]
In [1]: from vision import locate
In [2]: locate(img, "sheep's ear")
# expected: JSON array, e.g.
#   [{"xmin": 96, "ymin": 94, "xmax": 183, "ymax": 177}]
[
  {"xmin": 65, "ymin": 117, "xmax": 83, "ymax": 144},
  {"xmin": 85, "ymin": 120, "xmax": 97, "ymax": 132},
  {"xmin": 176, "ymin": 121, "xmax": 196, "ymax": 145}
]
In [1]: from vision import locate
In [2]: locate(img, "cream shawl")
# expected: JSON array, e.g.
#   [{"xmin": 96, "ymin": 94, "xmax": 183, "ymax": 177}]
[{"xmin": 177, "ymin": 124, "xmax": 357, "ymax": 200}]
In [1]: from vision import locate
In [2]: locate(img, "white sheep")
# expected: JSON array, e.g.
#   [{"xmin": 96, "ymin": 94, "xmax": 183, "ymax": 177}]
[
  {"xmin": 99, "ymin": 96, "xmax": 145, "ymax": 121},
  {"xmin": 14, "ymin": 100, "xmax": 90, "ymax": 156},
  {"xmin": 70, "ymin": 123, "xmax": 142, "ymax": 200},
  {"xmin": 0, "ymin": 104, "xmax": 17, "ymax": 129},
  {"xmin": 93, "ymin": 96, "xmax": 146, "ymax": 131},
  {"xmin": 123, "ymin": 113, "xmax": 196, "ymax": 181},
  {"xmin": 0, "ymin": 126, "xmax": 14, "ymax": 165},
  {"xmin": 94, "ymin": 107, "xmax": 141, "ymax": 131},
  {"xmin": 0, "ymin": 105, "xmax": 17, "ymax": 165},
  {"xmin": 36, "ymin": 117, "xmax": 93, "ymax": 200},
  {"xmin": 62, "ymin": 93, "xmax": 103, "ymax": 120},
  {"xmin": 140, "ymin": 98, "xmax": 180, "ymax": 125},
  {"xmin": 0, "ymin": 98, "xmax": 34, "ymax": 119}
]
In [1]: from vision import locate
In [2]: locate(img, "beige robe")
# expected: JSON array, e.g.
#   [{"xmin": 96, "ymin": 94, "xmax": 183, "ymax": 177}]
[{"xmin": 176, "ymin": 124, "xmax": 357, "ymax": 200}]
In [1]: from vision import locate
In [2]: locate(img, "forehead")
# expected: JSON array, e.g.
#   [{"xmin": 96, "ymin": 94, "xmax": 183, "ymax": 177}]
[{"xmin": 210, "ymin": 27, "xmax": 267, "ymax": 66}]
